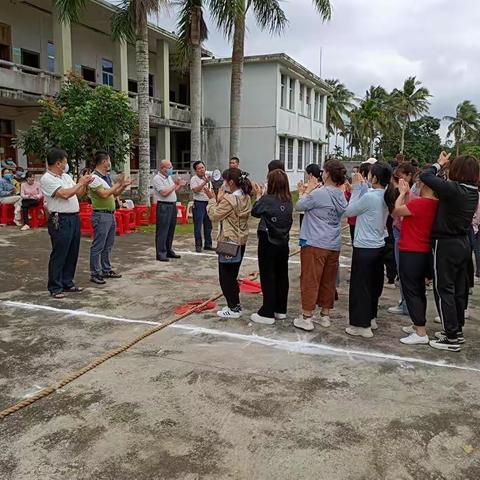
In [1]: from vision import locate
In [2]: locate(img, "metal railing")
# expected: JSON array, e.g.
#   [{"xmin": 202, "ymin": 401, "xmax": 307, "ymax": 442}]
[{"xmin": 0, "ymin": 59, "xmax": 61, "ymax": 79}]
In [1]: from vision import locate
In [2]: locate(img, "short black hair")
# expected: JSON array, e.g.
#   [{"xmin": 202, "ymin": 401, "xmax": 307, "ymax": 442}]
[
  {"xmin": 1, "ymin": 168, "xmax": 12, "ymax": 176},
  {"xmin": 192, "ymin": 161, "xmax": 205, "ymax": 171},
  {"xmin": 47, "ymin": 148, "xmax": 68, "ymax": 166},
  {"xmin": 305, "ymin": 163, "xmax": 322, "ymax": 179},
  {"xmin": 268, "ymin": 159, "xmax": 285, "ymax": 172},
  {"xmin": 230, "ymin": 156, "xmax": 240, "ymax": 163},
  {"xmin": 25, "ymin": 171, "xmax": 34, "ymax": 179},
  {"xmin": 371, "ymin": 161, "xmax": 392, "ymax": 187},
  {"xmin": 94, "ymin": 150, "xmax": 110, "ymax": 166}
]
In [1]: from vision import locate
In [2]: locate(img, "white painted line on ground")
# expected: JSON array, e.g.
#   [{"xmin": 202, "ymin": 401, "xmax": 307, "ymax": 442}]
[{"xmin": 3, "ymin": 300, "xmax": 480, "ymax": 374}]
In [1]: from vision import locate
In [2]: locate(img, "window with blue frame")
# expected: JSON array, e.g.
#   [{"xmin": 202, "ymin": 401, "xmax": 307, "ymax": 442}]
[
  {"xmin": 102, "ymin": 58, "xmax": 114, "ymax": 86},
  {"xmin": 47, "ymin": 42, "xmax": 55, "ymax": 72}
]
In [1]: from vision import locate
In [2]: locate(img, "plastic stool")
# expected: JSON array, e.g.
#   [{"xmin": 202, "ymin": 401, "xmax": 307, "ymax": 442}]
[
  {"xmin": 120, "ymin": 208, "xmax": 136, "ymax": 233},
  {"xmin": 134, "ymin": 205, "xmax": 150, "ymax": 226},
  {"xmin": 186, "ymin": 201, "xmax": 194, "ymax": 219},
  {"xmin": 0, "ymin": 204, "xmax": 15, "ymax": 225},
  {"xmin": 29, "ymin": 202, "xmax": 47, "ymax": 229},
  {"xmin": 114, "ymin": 210, "xmax": 124, "ymax": 235},
  {"xmin": 79, "ymin": 201, "xmax": 92, "ymax": 213},
  {"xmin": 80, "ymin": 212, "xmax": 94, "ymax": 238},
  {"xmin": 149, "ymin": 203, "xmax": 157, "ymax": 224},
  {"xmin": 176, "ymin": 202, "xmax": 187, "ymax": 225}
]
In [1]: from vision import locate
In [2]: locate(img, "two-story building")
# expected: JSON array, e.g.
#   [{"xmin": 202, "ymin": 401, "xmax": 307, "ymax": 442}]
[
  {"xmin": 202, "ymin": 53, "xmax": 329, "ymax": 186},
  {"xmin": 0, "ymin": 0, "xmax": 194, "ymax": 175}
]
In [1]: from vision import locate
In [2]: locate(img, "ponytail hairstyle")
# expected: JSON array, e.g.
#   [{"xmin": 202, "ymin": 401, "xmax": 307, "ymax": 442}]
[
  {"xmin": 223, "ymin": 168, "xmax": 253, "ymax": 196},
  {"xmin": 371, "ymin": 161, "xmax": 395, "ymax": 211}
]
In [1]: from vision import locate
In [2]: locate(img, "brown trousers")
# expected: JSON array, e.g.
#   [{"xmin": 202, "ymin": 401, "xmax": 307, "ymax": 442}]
[{"xmin": 300, "ymin": 246, "xmax": 340, "ymax": 311}]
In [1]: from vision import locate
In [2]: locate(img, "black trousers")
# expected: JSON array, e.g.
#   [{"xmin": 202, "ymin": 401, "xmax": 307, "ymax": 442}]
[
  {"xmin": 399, "ymin": 251, "xmax": 430, "ymax": 327},
  {"xmin": 219, "ymin": 245, "xmax": 246, "ymax": 309},
  {"xmin": 349, "ymin": 247, "xmax": 385, "ymax": 328},
  {"xmin": 432, "ymin": 237, "xmax": 470, "ymax": 339},
  {"xmin": 21, "ymin": 198, "xmax": 39, "ymax": 225},
  {"xmin": 47, "ymin": 213, "xmax": 80, "ymax": 294},
  {"xmin": 383, "ymin": 234, "xmax": 397, "ymax": 283},
  {"xmin": 155, "ymin": 202, "xmax": 177, "ymax": 259},
  {"xmin": 257, "ymin": 231, "xmax": 289, "ymax": 318},
  {"xmin": 349, "ymin": 224, "xmax": 355, "ymax": 244}
]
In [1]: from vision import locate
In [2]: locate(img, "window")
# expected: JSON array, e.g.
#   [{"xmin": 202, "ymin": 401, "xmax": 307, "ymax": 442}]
[
  {"xmin": 313, "ymin": 143, "xmax": 318, "ymax": 164},
  {"xmin": 319, "ymin": 95, "xmax": 326, "ymax": 122},
  {"xmin": 279, "ymin": 136, "xmax": 286, "ymax": 163},
  {"xmin": 128, "ymin": 79, "xmax": 138, "ymax": 94},
  {"xmin": 306, "ymin": 88, "xmax": 311, "ymax": 117},
  {"xmin": 299, "ymin": 85, "xmax": 305, "ymax": 115},
  {"xmin": 314, "ymin": 92, "xmax": 320, "ymax": 121},
  {"xmin": 21, "ymin": 49, "xmax": 40, "ymax": 69},
  {"xmin": 305, "ymin": 141, "xmax": 311, "ymax": 166},
  {"xmin": 149, "ymin": 74, "xmax": 154, "ymax": 97},
  {"xmin": 81, "ymin": 66, "xmax": 96, "ymax": 83},
  {"xmin": 102, "ymin": 58, "xmax": 114, "ymax": 87},
  {"xmin": 287, "ymin": 138, "xmax": 294, "ymax": 170},
  {"xmin": 297, "ymin": 140, "xmax": 304, "ymax": 171},
  {"xmin": 47, "ymin": 42, "xmax": 55, "ymax": 73},
  {"xmin": 150, "ymin": 136, "xmax": 157, "ymax": 170},
  {"xmin": 280, "ymin": 74, "xmax": 286, "ymax": 108},
  {"xmin": 289, "ymin": 78, "xmax": 295, "ymax": 110}
]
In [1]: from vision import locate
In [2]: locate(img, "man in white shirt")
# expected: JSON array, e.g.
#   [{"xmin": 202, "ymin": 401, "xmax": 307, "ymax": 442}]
[
  {"xmin": 40, "ymin": 148, "xmax": 93, "ymax": 298},
  {"xmin": 190, "ymin": 161, "xmax": 214, "ymax": 253},
  {"xmin": 152, "ymin": 159, "xmax": 186, "ymax": 262}
]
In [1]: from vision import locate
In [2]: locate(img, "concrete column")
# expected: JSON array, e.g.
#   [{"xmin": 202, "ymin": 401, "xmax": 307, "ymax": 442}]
[
  {"xmin": 52, "ymin": 7, "xmax": 72, "ymax": 76},
  {"xmin": 157, "ymin": 127, "xmax": 171, "ymax": 166},
  {"xmin": 114, "ymin": 39, "xmax": 129, "ymax": 93},
  {"xmin": 155, "ymin": 39, "xmax": 170, "ymax": 119}
]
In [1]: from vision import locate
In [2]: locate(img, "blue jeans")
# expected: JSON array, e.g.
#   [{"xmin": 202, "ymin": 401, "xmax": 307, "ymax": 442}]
[
  {"xmin": 193, "ymin": 200, "xmax": 212, "ymax": 248},
  {"xmin": 90, "ymin": 212, "xmax": 116, "ymax": 277},
  {"xmin": 393, "ymin": 225, "xmax": 408, "ymax": 314},
  {"xmin": 47, "ymin": 213, "xmax": 80, "ymax": 294}
]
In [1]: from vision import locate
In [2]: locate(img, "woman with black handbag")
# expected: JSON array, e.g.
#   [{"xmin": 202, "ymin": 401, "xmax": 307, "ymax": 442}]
[
  {"xmin": 206, "ymin": 169, "xmax": 252, "ymax": 319},
  {"xmin": 251, "ymin": 169, "xmax": 293, "ymax": 325}
]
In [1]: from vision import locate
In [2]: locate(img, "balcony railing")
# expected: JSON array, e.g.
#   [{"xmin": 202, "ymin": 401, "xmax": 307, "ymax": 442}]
[
  {"xmin": 169, "ymin": 101, "xmax": 191, "ymax": 124},
  {"xmin": 0, "ymin": 60, "xmax": 61, "ymax": 97}
]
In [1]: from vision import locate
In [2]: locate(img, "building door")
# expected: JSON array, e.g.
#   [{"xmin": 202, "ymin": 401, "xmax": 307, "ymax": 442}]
[
  {"xmin": 0, "ymin": 23, "xmax": 12, "ymax": 63},
  {"xmin": 0, "ymin": 119, "xmax": 16, "ymax": 163}
]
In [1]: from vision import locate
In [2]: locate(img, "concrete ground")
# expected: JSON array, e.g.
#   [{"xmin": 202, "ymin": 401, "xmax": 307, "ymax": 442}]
[{"xmin": 0, "ymin": 222, "xmax": 479, "ymax": 480}]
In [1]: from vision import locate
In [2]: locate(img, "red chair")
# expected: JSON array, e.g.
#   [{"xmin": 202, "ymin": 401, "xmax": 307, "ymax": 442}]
[
  {"xmin": 29, "ymin": 200, "xmax": 48, "ymax": 229},
  {"xmin": 0, "ymin": 204, "xmax": 15, "ymax": 225},
  {"xmin": 149, "ymin": 203, "xmax": 157, "ymax": 224},
  {"xmin": 120, "ymin": 208, "xmax": 136, "ymax": 233},
  {"xmin": 134, "ymin": 205, "xmax": 150, "ymax": 226},
  {"xmin": 80, "ymin": 211, "xmax": 94, "ymax": 238},
  {"xmin": 114, "ymin": 210, "xmax": 124, "ymax": 236},
  {"xmin": 176, "ymin": 202, "xmax": 187, "ymax": 225}
]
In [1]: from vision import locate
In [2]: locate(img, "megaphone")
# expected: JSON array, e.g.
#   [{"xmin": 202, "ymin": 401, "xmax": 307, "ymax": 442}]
[{"xmin": 206, "ymin": 169, "xmax": 223, "ymax": 191}]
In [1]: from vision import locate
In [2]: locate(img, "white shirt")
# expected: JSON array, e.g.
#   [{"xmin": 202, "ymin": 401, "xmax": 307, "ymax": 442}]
[
  {"xmin": 152, "ymin": 173, "xmax": 177, "ymax": 203},
  {"xmin": 190, "ymin": 175, "xmax": 209, "ymax": 202},
  {"xmin": 40, "ymin": 170, "xmax": 79, "ymax": 213}
]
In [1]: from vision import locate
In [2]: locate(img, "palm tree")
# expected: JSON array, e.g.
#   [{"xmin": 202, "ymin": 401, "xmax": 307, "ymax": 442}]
[
  {"xmin": 226, "ymin": 0, "xmax": 332, "ymax": 160},
  {"xmin": 444, "ymin": 100, "xmax": 480, "ymax": 156},
  {"xmin": 391, "ymin": 77, "xmax": 430, "ymax": 154}
]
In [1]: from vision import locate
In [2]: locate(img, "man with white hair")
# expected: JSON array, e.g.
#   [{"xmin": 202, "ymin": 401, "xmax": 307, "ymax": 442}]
[{"xmin": 152, "ymin": 160, "xmax": 186, "ymax": 262}]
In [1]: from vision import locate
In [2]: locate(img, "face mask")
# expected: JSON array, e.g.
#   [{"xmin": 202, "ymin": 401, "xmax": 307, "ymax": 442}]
[
  {"xmin": 3, "ymin": 173, "xmax": 13, "ymax": 181},
  {"xmin": 63, "ymin": 163, "xmax": 69, "ymax": 174},
  {"xmin": 167, "ymin": 167, "xmax": 173, "ymax": 177}
]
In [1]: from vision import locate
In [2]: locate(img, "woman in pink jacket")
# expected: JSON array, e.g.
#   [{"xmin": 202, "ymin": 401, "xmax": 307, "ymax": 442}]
[{"xmin": 20, "ymin": 172, "xmax": 43, "ymax": 230}]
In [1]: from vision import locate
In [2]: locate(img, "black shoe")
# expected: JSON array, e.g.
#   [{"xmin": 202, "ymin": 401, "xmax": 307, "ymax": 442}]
[
  {"xmin": 157, "ymin": 256, "xmax": 170, "ymax": 262},
  {"xmin": 103, "ymin": 271, "xmax": 122, "ymax": 279},
  {"xmin": 167, "ymin": 252, "xmax": 181, "ymax": 259},
  {"xmin": 195, "ymin": 246, "xmax": 202, "ymax": 253},
  {"xmin": 435, "ymin": 331, "xmax": 465, "ymax": 344},
  {"xmin": 429, "ymin": 337, "xmax": 461, "ymax": 352},
  {"xmin": 90, "ymin": 275, "xmax": 106, "ymax": 285},
  {"xmin": 204, "ymin": 246, "xmax": 215, "ymax": 251}
]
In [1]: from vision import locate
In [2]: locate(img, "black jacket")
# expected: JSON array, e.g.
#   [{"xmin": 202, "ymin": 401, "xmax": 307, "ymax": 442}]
[
  {"xmin": 251, "ymin": 194, "xmax": 293, "ymax": 246},
  {"xmin": 420, "ymin": 164, "xmax": 479, "ymax": 239}
]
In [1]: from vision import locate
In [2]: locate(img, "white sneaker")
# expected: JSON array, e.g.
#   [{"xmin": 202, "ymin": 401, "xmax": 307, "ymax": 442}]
[
  {"xmin": 388, "ymin": 305, "xmax": 407, "ymax": 315},
  {"xmin": 20, "ymin": 224, "xmax": 30, "ymax": 231},
  {"xmin": 274, "ymin": 313, "xmax": 287, "ymax": 320},
  {"xmin": 345, "ymin": 326, "xmax": 374, "ymax": 338},
  {"xmin": 250, "ymin": 313, "xmax": 275, "ymax": 325},
  {"xmin": 400, "ymin": 333, "xmax": 429, "ymax": 345},
  {"xmin": 217, "ymin": 307, "xmax": 242, "ymax": 319},
  {"xmin": 402, "ymin": 325, "xmax": 415, "ymax": 334},
  {"xmin": 313, "ymin": 315, "xmax": 331, "ymax": 328},
  {"xmin": 434, "ymin": 316, "xmax": 441, "ymax": 324},
  {"xmin": 371, "ymin": 319, "xmax": 378, "ymax": 330},
  {"xmin": 294, "ymin": 316, "xmax": 314, "ymax": 332}
]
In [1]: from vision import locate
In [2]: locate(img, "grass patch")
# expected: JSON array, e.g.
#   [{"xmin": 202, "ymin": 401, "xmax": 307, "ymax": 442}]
[{"xmin": 139, "ymin": 222, "xmax": 195, "ymax": 235}]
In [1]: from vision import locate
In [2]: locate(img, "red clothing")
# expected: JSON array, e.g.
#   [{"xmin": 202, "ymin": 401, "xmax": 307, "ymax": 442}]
[
  {"xmin": 398, "ymin": 197, "xmax": 438, "ymax": 252},
  {"xmin": 345, "ymin": 191, "xmax": 356, "ymax": 225}
]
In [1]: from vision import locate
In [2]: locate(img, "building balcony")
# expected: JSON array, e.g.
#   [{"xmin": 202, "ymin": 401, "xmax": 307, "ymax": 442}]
[
  {"xmin": 0, "ymin": 60, "xmax": 61, "ymax": 103},
  {"xmin": 128, "ymin": 95, "xmax": 191, "ymax": 128}
]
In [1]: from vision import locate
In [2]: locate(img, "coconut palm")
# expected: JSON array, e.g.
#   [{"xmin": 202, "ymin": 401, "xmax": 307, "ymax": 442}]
[
  {"xmin": 225, "ymin": 0, "xmax": 332, "ymax": 160},
  {"xmin": 391, "ymin": 77, "xmax": 431, "ymax": 154},
  {"xmin": 444, "ymin": 100, "xmax": 480, "ymax": 156}
]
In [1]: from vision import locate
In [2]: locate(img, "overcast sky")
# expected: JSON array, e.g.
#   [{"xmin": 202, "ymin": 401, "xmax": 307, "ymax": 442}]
[{"xmin": 154, "ymin": 0, "xmax": 479, "ymax": 139}]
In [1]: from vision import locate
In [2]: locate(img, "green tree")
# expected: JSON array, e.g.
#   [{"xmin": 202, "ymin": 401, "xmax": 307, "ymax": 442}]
[
  {"xmin": 226, "ymin": 0, "xmax": 332, "ymax": 159},
  {"xmin": 391, "ymin": 76, "xmax": 431, "ymax": 154},
  {"xmin": 444, "ymin": 100, "xmax": 480, "ymax": 156},
  {"xmin": 15, "ymin": 74, "xmax": 137, "ymax": 174}
]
